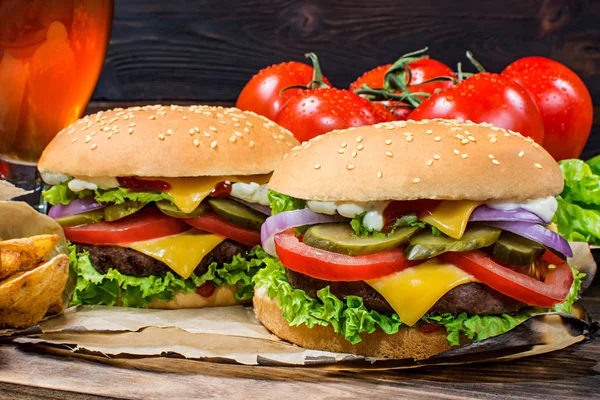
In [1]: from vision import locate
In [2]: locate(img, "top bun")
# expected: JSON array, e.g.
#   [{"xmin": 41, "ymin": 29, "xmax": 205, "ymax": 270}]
[
  {"xmin": 38, "ymin": 105, "xmax": 299, "ymax": 178},
  {"xmin": 269, "ymin": 119, "xmax": 563, "ymax": 202}
]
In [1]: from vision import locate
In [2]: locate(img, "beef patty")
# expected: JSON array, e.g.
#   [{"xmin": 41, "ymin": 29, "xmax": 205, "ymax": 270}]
[
  {"xmin": 286, "ymin": 269, "xmax": 526, "ymax": 316},
  {"xmin": 76, "ymin": 240, "xmax": 248, "ymax": 278}
]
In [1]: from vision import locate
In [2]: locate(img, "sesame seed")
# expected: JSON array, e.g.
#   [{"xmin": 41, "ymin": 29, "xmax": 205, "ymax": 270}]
[
  {"xmin": 182, "ymin": 116, "xmax": 188, "ymax": 120},
  {"xmin": 149, "ymin": 115, "xmax": 156, "ymax": 120},
  {"xmin": 128, "ymin": 123, "xmax": 136, "ymax": 127},
  {"xmin": 210, "ymin": 141, "xmax": 218, "ymax": 149},
  {"xmin": 347, "ymin": 164, "xmax": 355, "ymax": 170},
  {"xmin": 338, "ymin": 148, "xmax": 344, "ymax": 154},
  {"xmin": 204, "ymin": 131, "xmax": 211, "ymax": 138},
  {"xmin": 91, "ymin": 143, "xmax": 97, "ymax": 150},
  {"xmin": 351, "ymin": 151, "xmax": 357, "ymax": 158},
  {"xmin": 453, "ymin": 149, "xmax": 460, "ymax": 155},
  {"xmin": 90, "ymin": 130, "xmax": 97, "ymax": 136},
  {"xmin": 193, "ymin": 139, "xmax": 200, "ymax": 147},
  {"xmin": 244, "ymin": 127, "xmax": 250, "ymax": 133},
  {"xmin": 455, "ymin": 134, "xmax": 465, "ymax": 140},
  {"xmin": 71, "ymin": 138, "xmax": 77, "ymax": 143},
  {"xmin": 357, "ymin": 144, "xmax": 364, "ymax": 151},
  {"xmin": 413, "ymin": 178, "xmax": 421, "ymax": 183},
  {"xmin": 85, "ymin": 135, "xmax": 91, "ymax": 143},
  {"xmin": 232, "ymin": 117, "xmax": 239, "ymax": 122},
  {"xmin": 234, "ymin": 123, "xmax": 240, "ymax": 127},
  {"xmin": 219, "ymin": 120, "xmax": 227, "ymax": 125},
  {"xmin": 492, "ymin": 159, "xmax": 500, "ymax": 165},
  {"xmin": 158, "ymin": 134, "xmax": 165, "ymax": 140},
  {"xmin": 377, "ymin": 171, "xmax": 383, "ymax": 179},
  {"xmin": 434, "ymin": 136, "xmax": 441, "ymax": 142},
  {"xmin": 128, "ymin": 128, "xmax": 134, "ymax": 134},
  {"xmin": 461, "ymin": 139, "xmax": 469, "ymax": 144},
  {"xmin": 230, "ymin": 136, "xmax": 237, "ymax": 143},
  {"xmin": 386, "ymin": 126, "xmax": 395, "ymax": 130},
  {"xmin": 103, "ymin": 126, "xmax": 110, "ymax": 132},
  {"xmin": 291, "ymin": 153, "xmax": 297, "ymax": 158},
  {"xmin": 504, "ymin": 133, "xmax": 511, "ymax": 137},
  {"xmin": 314, "ymin": 163, "xmax": 321, "ymax": 170},
  {"xmin": 107, "ymin": 132, "xmax": 113, "ymax": 139},
  {"xmin": 235, "ymin": 131, "xmax": 243, "ymax": 137},
  {"xmin": 249, "ymin": 141, "xmax": 255, "ymax": 148},
  {"xmin": 246, "ymin": 121, "xmax": 253, "ymax": 127},
  {"xmin": 491, "ymin": 137, "xmax": 498, "ymax": 143},
  {"xmin": 189, "ymin": 129, "xmax": 195, "ymax": 135},
  {"xmin": 385, "ymin": 151, "xmax": 393, "ymax": 157},
  {"xmin": 356, "ymin": 136, "xmax": 363, "ymax": 143},
  {"xmin": 426, "ymin": 129, "xmax": 433, "ymax": 134},
  {"xmin": 194, "ymin": 126, "xmax": 200, "ymax": 133},
  {"xmin": 341, "ymin": 142, "xmax": 347, "ymax": 148},
  {"xmin": 406, "ymin": 135, "xmax": 413, "ymax": 142},
  {"xmin": 166, "ymin": 129, "xmax": 173, "ymax": 135},
  {"xmin": 468, "ymin": 136, "xmax": 476, "ymax": 142},
  {"xmin": 489, "ymin": 154, "xmax": 495, "ymax": 159},
  {"xmin": 518, "ymin": 151, "xmax": 525, "ymax": 157},
  {"xmin": 433, "ymin": 154, "xmax": 440, "ymax": 160},
  {"xmin": 535, "ymin": 163, "xmax": 543, "ymax": 169},
  {"xmin": 427, "ymin": 160, "xmax": 433, "ymax": 166},
  {"xmin": 209, "ymin": 126, "xmax": 218, "ymax": 132},
  {"xmin": 385, "ymin": 139, "xmax": 392, "ymax": 145},
  {"xmin": 461, "ymin": 153, "xmax": 468, "ymax": 159}
]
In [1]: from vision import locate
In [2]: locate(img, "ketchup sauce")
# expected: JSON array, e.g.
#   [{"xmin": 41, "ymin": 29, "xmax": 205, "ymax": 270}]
[
  {"xmin": 209, "ymin": 181, "xmax": 232, "ymax": 197},
  {"xmin": 117, "ymin": 177, "xmax": 171, "ymax": 191}
]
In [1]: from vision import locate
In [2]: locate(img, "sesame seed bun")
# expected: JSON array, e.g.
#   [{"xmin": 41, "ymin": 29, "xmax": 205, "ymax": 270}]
[
  {"xmin": 253, "ymin": 286, "xmax": 462, "ymax": 360},
  {"xmin": 38, "ymin": 105, "xmax": 299, "ymax": 178},
  {"xmin": 269, "ymin": 119, "xmax": 563, "ymax": 202}
]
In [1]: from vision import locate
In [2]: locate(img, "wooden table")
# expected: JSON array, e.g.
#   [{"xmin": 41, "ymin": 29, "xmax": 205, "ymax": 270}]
[{"xmin": 1, "ymin": 277, "xmax": 598, "ymax": 400}]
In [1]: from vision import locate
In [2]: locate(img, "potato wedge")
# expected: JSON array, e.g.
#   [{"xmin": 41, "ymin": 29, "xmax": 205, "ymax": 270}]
[
  {"xmin": 0, "ymin": 250, "xmax": 21, "ymax": 280},
  {"xmin": 0, "ymin": 234, "xmax": 59, "ymax": 266},
  {"xmin": 0, "ymin": 253, "xmax": 69, "ymax": 328}
]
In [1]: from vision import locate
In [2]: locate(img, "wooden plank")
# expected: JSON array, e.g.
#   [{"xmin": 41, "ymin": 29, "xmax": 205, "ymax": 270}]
[{"xmin": 92, "ymin": 0, "xmax": 600, "ymax": 105}]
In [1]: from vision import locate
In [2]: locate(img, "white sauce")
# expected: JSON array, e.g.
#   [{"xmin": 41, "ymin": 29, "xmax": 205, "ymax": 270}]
[
  {"xmin": 486, "ymin": 196, "xmax": 557, "ymax": 223},
  {"xmin": 66, "ymin": 176, "xmax": 120, "ymax": 192},
  {"xmin": 40, "ymin": 172, "xmax": 70, "ymax": 185},
  {"xmin": 230, "ymin": 182, "xmax": 269, "ymax": 206},
  {"xmin": 306, "ymin": 200, "xmax": 389, "ymax": 231}
]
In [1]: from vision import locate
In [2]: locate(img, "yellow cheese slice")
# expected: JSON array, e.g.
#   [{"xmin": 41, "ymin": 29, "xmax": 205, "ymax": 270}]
[
  {"xmin": 123, "ymin": 229, "xmax": 225, "ymax": 279},
  {"xmin": 366, "ymin": 258, "xmax": 475, "ymax": 326},
  {"xmin": 140, "ymin": 174, "xmax": 271, "ymax": 213},
  {"xmin": 422, "ymin": 200, "xmax": 482, "ymax": 239}
]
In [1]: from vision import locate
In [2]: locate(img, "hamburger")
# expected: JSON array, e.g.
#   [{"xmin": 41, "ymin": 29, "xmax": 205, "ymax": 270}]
[
  {"xmin": 38, "ymin": 105, "xmax": 298, "ymax": 309},
  {"xmin": 254, "ymin": 119, "xmax": 583, "ymax": 359}
]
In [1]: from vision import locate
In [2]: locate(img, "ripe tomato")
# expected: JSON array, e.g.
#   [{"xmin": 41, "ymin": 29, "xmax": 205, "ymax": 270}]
[
  {"xmin": 502, "ymin": 57, "xmax": 593, "ymax": 160},
  {"xmin": 441, "ymin": 250, "xmax": 573, "ymax": 307},
  {"xmin": 184, "ymin": 213, "xmax": 261, "ymax": 247},
  {"xmin": 63, "ymin": 207, "xmax": 189, "ymax": 245},
  {"xmin": 274, "ymin": 229, "xmax": 418, "ymax": 281},
  {"xmin": 236, "ymin": 61, "xmax": 331, "ymax": 121},
  {"xmin": 350, "ymin": 58, "xmax": 455, "ymax": 98},
  {"xmin": 409, "ymin": 72, "xmax": 545, "ymax": 144},
  {"xmin": 275, "ymin": 88, "xmax": 383, "ymax": 142}
]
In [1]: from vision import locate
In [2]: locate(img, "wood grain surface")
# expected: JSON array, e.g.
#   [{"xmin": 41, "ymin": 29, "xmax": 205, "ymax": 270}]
[
  {"xmin": 91, "ymin": 0, "xmax": 600, "ymax": 157},
  {"xmin": 0, "ymin": 279, "xmax": 598, "ymax": 399}
]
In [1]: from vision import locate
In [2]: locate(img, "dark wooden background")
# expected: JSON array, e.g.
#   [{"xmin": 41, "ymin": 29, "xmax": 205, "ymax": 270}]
[{"xmin": 90, "ymin": 0, "xmax": 600, "ymax": 157}]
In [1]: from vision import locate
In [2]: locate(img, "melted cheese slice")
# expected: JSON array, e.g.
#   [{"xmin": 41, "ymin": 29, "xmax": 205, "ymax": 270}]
[
  {"xmin": 422, "ymin": 200, "xmax": 482, "ymax": 239},
  {"xmin": 123, "ymin": 229, "xmax": 225, "ymax": 279},
  {"xmin": 366, "ymin": 258, "xmax": 475, "ymax": 326},
  {"xmin": 144, "ymin": 174, "xmax": 271, "ymax": 213}
]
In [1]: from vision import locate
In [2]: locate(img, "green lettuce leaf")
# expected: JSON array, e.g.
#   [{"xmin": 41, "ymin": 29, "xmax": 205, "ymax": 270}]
[
  {"xmin": 253, "ymin": 260, "xmax": 584, "ymax": 346},
  {"xmin": 556, "ymin": 158, "xmax": 600, "ymax": 245},
  {"xmin": 350, "ymin": 212, "xmax": 439, "ymax": 238},
  {"xmin": 43, "ymin": 182, "xmax": 172, "ymax": 206},
  {"xmin": 268, "ymin": 190, "xmax": 306, "ymax": 215},
  {"xmin": 69, "ymin": 245, "xmax": 271, "ymax": 307}
]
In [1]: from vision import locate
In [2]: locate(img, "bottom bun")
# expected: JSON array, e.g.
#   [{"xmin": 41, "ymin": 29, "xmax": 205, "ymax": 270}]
[
  {"xmin": 254, "ymin": 286, "xmax": 465, "ymax": 360},
  {"xmin": 148, "ymin": 284, "xmax": 245, "ymax": 309}
]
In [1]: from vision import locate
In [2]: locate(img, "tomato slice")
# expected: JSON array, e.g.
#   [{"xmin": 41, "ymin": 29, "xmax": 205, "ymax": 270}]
[
  {"xmin": 184, "ymin": 213, "xmax": 261, "ymax": 247},
  {"xmin": 274, "ymin": 229, "xmax": 418, "ymax": 281},
  {"xmin": 63, "ymin": 207, "xmax": 189, "ymax": 245},
  {"xmin": 441, "ymin": 250, "xmax": 573, "ymax": 308}
]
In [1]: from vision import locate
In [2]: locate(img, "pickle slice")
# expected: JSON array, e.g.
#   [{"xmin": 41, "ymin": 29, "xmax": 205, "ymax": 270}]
[
  {"xmin": 156, "ymin": 201, "xmax": 210, "ymax": 218},
  {"xmin": 207, "ymin": 198, "xmax": 266, "ymax": 231},
  {"xmin": 493, "ymin": 231, "xmax": 545, "ymax": 266},
  {"xmin": 55, "ymin": 209, "xmax": 105, "ymax": 227},
  {"xmin": 103, "ymin": 201, "xmax": 145, "ymax": 222},
  {"xmin": 303, "ymin": 223, "xmax": 418, "ymax": 256},
  {"xmin": 405, "ymin": 225, "xmax": 501, "ymax": 260}
]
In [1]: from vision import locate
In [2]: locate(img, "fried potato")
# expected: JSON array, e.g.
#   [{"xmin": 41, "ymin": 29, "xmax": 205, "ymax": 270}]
[
  {"xmin": 0, "ymin": 250, "xmax": 21, "ymax": 280},
  {"xmin": 0, "ymin": 254, "xmax": 69, "ymax": 329},
  {"xmin": 0, "ymin": 234, "xmax": 59, "ymax": 267}
]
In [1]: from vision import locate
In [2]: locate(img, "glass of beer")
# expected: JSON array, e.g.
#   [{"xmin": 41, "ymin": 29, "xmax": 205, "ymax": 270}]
[{"xmin": 0, "ymin": 0, "xmax": 114, "ymax": 203}]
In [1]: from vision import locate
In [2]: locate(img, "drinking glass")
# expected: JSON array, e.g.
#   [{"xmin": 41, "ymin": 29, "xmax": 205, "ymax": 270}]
[{"xmin": 0, "ymin": 0, "xmax": 114, "ymax": 206}]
